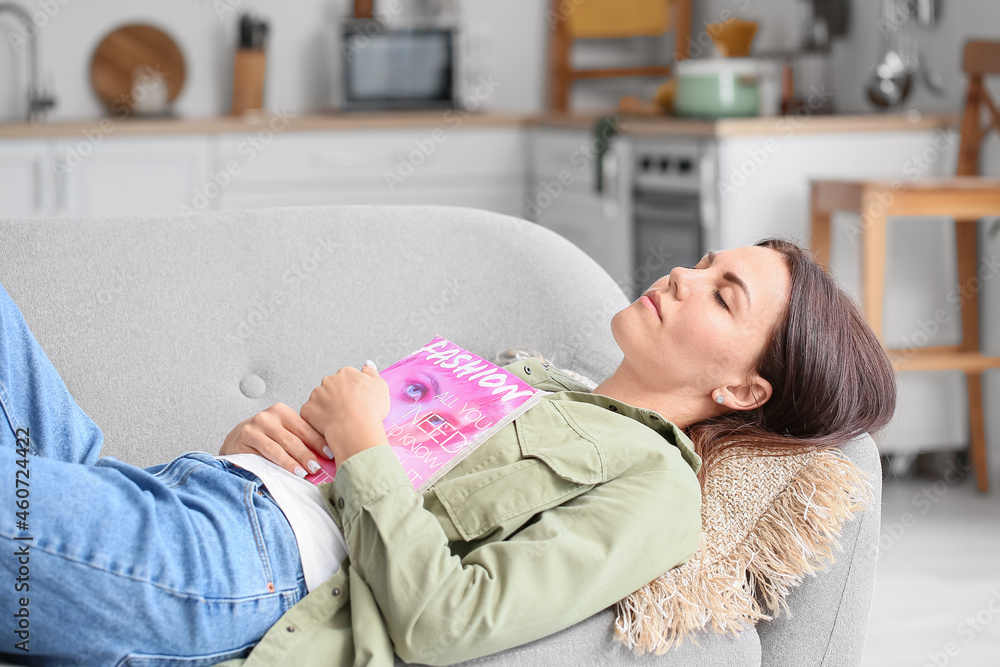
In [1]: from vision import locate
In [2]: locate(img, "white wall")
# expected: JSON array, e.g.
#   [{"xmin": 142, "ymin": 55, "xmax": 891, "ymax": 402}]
[{"xmin": 1, "ymin": 0, "xmax": 997, "ymax": 120}]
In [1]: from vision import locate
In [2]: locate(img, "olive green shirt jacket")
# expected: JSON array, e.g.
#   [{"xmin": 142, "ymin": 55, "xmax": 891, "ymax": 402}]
[{"xmin": 218, "ymin": 358, "xmax": 703, "ymax": 667}]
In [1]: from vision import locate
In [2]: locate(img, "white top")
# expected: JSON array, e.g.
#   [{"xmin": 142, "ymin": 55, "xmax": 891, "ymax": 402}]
[{"xmin": 216, "ymin": 453, "xmax": 348, "ymax": 593}]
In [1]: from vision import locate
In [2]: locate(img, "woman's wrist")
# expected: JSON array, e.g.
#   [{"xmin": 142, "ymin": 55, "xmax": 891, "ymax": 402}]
[{"xmin": 325, "ymin": 417, "xmax": 389, "ymax": 464}]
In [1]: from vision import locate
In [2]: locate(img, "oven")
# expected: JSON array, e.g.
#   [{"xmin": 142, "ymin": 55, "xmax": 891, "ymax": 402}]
[{"xmin": 629, "ymin": 138, "xmax": 716, "ymax": 300}]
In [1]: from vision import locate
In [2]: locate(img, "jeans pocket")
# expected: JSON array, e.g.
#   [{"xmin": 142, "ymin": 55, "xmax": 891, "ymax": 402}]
[{"xmin": 114, "ymin": 642, "xmax": 255, "ymax": 667}]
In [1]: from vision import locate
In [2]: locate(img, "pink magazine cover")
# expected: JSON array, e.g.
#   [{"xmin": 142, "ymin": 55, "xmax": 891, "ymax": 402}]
[{"xmin": 306, "ymin": 335, "xmax": 541, "ymax": 492}]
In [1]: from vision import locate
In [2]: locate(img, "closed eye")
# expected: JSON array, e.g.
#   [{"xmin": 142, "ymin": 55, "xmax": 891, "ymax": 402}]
[{"xmin": 714, "ymin": 289, "xmax": 729, "ymax": 311}]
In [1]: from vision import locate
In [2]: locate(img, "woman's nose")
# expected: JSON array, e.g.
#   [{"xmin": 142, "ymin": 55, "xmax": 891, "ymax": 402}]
[{"xmin": 668, "ymin": 266, "xmax": 691, "ymax": 299}]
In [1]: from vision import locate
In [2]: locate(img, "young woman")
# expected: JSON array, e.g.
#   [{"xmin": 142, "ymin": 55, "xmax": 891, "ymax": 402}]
[{"xmin": 0, "ymin": 239, "xmax": 895, "ymax": 667}]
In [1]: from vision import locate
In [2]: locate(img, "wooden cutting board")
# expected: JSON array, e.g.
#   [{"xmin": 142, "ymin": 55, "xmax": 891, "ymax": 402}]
[{"xmin": 90, "ymin": 24, "xmax": 186, "ymax": 111}]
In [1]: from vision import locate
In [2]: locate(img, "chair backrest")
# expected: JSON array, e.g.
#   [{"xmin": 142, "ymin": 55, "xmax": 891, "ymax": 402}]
[
  {"xmin": 547, "ymin": 0, "xmax": 691, "ymax": 112},
  {"xmin": 957, "ymin": 40, "xmax": 1000, "ymax": 176}
]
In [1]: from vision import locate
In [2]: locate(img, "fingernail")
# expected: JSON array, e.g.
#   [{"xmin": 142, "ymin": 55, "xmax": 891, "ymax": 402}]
[
  {"xmin": 294, "ymin": 466, "xmax": 307, "ymax": 478},
  {"xmin": 307, "ymin": 460, "xmax": 321, "ymax": 474},
  {"xmin": 364, "ymin": 359, "xmax": 377, "ymax": 371},
  {"xmin": 323, "ymin": 445, "xmax": 334, "ymax": 459}
]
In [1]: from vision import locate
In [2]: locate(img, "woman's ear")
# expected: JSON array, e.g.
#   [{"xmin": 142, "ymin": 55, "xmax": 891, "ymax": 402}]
[{"xmin": 723, "ymin": 373, "xmax": 773, "ymax": 411}]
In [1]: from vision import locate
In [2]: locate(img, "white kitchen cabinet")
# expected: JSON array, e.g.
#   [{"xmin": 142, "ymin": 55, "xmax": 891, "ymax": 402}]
[
  {"xmin": 0, "ymin": 135, "xmax": 211, "ymax": 219},
  {"xmin": 0, "ymin": 139, "xmax": 48, "ymax": 219},
  {"xmin": 48, "ymin": 135, "xmax": 212, "ymax": 218},
  {"xmin": 526, "ymin": 126, "xmax": 633, "ymax": 288},
  {"xmin": 210, "ymin": 127, "xmax": 527, "ymax": 217}
]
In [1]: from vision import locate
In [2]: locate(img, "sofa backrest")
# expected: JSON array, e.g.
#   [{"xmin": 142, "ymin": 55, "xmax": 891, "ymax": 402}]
[{"xmin": 0, "ymin": 205, "xmax": 629, "ymax": 467}]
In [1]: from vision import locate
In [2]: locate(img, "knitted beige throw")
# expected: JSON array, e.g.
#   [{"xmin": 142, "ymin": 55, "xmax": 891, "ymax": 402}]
[{"xmin": 613, "ymin": 446, "xmax": 874, "ymax": 655}]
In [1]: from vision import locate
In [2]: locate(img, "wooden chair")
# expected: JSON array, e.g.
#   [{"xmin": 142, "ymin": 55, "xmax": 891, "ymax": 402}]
[
  {"xmin": 547, "ymin": 0, "xmax": 691, "ymax": 112},
  {"xmin": 810, "ymin": 40, "xmax": 1000, "ymax": 492}
]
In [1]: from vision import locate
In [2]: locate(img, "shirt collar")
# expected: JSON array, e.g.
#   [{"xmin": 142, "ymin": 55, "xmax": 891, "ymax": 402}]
[{"xmin": 504, "ymin": 358, "xmax": 703, "ymax": 475}]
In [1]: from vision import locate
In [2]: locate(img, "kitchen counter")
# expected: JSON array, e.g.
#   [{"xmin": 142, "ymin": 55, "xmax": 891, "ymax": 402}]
[
  {"xmin": 534, "ymin": 110, "xmax": 959, "ymax": 136},
  {"xmin": 0, "ymin": 110, "xmax": 531, "ymax": 139},
  {"xmin": 0, "ymin": 109, "xmax": 958, "ymax": 140}
]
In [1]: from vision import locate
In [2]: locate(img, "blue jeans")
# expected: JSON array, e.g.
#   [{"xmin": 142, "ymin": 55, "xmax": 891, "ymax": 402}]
[{"xmin": 0, "ymin": 283, "xmax": 308, "ymax": 666}]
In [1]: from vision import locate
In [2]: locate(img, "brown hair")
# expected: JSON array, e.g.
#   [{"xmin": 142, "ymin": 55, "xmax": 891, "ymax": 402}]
[{"xmin": 689, "ymin": 238, "xmax": 897, "ymax": 488}]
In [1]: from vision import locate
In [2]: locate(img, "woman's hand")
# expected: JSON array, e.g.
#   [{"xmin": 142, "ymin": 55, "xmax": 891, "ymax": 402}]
[
  {"xmin": 300, "ymin": 362, "xmax": 390, "ymax": 465},
  {"xmin": 220, "ymin": 403, "xmax": 330, "ymax": 478}
]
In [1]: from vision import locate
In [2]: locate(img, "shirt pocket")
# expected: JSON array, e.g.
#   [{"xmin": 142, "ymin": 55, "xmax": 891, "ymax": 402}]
[{"xmin": 432, "ymin": 400, "xmax": 607, "ymax": 542}]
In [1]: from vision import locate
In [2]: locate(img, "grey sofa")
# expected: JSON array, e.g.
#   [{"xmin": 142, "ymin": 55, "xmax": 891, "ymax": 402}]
[{"xmin": 0, "ymin": 205, "xmax": 881, "ymax": 666}]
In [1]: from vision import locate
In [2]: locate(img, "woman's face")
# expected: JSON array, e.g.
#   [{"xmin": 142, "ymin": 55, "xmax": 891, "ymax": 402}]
[{"xmin": 611, "ymin": 245, "xmax": 790, "ymax": 401}]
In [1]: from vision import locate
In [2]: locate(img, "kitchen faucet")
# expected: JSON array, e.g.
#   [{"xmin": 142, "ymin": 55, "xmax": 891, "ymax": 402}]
[{"xmin": 0, "ymin": 2, "xmax": 56, "ymax": 122}]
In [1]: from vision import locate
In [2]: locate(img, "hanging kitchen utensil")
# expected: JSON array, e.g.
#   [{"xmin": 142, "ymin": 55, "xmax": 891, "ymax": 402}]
[
  {"xmin": 912, "ymin": 0, "xmax": 945, "ymax": 96},
  {"xmin": 865, "ymin": 0, "xmax": 914, "ymax": 110}
]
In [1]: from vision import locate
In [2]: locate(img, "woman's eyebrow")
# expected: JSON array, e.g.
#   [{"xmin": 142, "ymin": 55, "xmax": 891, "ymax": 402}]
[{"xmin": 707, "ymin": 251, "xmax": 752, "ymax": 309}]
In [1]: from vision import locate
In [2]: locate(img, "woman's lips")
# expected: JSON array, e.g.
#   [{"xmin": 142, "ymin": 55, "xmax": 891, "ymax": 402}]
[{"xmin": 640, "ymin": 294, "xmax": 660, "ymax": 320}]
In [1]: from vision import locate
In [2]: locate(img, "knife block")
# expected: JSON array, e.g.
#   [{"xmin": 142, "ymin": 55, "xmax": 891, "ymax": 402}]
[{"xmin": 231, "ymin": 48, "xmax": 266, "ymax": 115}]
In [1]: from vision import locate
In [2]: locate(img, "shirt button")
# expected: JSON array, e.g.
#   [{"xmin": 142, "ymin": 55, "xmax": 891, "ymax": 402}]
[
  {"xmin": 608, "ymin": 404, "xmax": 618, "ymax": 412},
  {"xmin": 332, "ymin": 587, "xmax": 341, "ymax": 597},
  {"xmin": 524, "ymin": 365, "xmax": 532, "ymax": 375},
  {"xmin": 337, "ymin": 497, "xmax": 345, "ymax": 509},
  {"xmin": 285, "ymin": 625, "xmax": 296, "ymax": 633}
]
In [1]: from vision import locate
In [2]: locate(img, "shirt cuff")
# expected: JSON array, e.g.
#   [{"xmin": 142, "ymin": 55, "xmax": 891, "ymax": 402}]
[{"xmin": 333, "ymin": 445, "xmax": 414, "ymax": 520}]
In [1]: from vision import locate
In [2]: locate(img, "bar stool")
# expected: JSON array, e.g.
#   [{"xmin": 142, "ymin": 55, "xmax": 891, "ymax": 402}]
[{"xmin": 810, "ymin": 40, "xmax": 1000, "ymax": 493}]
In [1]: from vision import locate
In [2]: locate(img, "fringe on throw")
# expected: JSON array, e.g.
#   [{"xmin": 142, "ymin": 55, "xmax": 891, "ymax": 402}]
[{"xmin": 613, "ymin": 448, "xmax": 874, "ymax": 655}]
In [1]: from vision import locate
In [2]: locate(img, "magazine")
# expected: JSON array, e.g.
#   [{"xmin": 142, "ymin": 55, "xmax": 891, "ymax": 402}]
[{"xmin": 305, "ymin": 335, "xmax": 541, "ymax": 492}]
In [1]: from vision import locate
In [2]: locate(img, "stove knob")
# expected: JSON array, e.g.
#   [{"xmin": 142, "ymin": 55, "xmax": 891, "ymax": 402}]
[
  {"xmin": 678, "ymin": 158, "xmax": 693, "ymax": 173},
  {"xmin": 640, "ymin": 156, "xmax": 652, "ymax": 171},
  {"xmin": 659, "ymin": 157, "xmax": 670, "ymax": 171}
]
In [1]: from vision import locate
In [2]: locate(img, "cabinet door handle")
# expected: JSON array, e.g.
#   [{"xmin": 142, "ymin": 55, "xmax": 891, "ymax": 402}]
[
  {"xmin": 33, "ymin": 158, "xmax": 43, "ymax": 213},
  {"xmin": 56, "ymin": 169, "xmax": 67, "ymax": 213}
]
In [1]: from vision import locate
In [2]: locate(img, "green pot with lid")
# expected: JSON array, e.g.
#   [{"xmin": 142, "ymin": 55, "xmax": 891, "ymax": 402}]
[{"xmin": 673, "ymin": 58, "xmax": 777, "ymax": 118}]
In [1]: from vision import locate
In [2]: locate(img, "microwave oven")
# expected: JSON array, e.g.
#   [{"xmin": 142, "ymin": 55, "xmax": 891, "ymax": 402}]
[{"xmin": 334, "ymin": 20, "xmax": 461, "ymax": 112}]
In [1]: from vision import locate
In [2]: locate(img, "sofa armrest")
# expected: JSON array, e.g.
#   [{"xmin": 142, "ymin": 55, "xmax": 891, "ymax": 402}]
[{"xmin": 755, "ymin": 433, "xmax": 883, "ymax": 666}]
